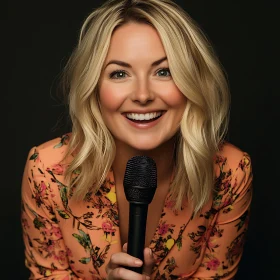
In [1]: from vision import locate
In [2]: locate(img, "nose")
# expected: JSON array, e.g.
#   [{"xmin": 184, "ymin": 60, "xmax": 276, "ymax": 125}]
[{"xmin": 131, "ymin": 79, "xmax": 154, "ymax": 105}]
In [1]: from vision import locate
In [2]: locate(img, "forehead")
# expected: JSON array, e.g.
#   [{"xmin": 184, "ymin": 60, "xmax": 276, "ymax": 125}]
[{"xmin": 105, "ymin": 22, "xmax": 166, "ymax": 60}]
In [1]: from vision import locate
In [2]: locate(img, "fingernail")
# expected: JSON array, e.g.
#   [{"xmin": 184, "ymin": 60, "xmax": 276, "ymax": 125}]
[
  {"xmin": 149, "ymin": 248, "xmax": 153, "ymax": 256},
  {"xmin": 134, "ymin": 259, "xmax": 142, "ymax": 265},
  {"xmin": 146, "ymin": 276, "xmax": 150, "ymax": 280}
]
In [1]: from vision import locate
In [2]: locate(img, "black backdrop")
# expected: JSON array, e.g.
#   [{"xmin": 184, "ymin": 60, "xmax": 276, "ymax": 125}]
[{"xmin": 11, "ymin": 1, "xmax": 278, "ymax": 279}]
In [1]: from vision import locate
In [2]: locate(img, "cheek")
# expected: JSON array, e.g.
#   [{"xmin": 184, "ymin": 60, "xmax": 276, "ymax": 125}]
[
  {"xmin": 99, "ymin": 84, "xmax": 124, "ymax": 112},
  {"xmin": 160, "ymin": 84, "xmax": 187, "ymax": 107}
]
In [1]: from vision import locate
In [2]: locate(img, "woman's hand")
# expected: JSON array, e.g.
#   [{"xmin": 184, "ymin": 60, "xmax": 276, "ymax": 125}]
[{"xmin": 105, "ymin": 243, "xmax": 155, "ymax": 280}]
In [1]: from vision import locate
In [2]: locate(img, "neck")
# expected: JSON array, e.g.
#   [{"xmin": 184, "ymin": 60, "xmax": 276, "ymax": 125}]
[{"xmin": 112, "ymin": 137, "xmax": 176, "ymax": 188}]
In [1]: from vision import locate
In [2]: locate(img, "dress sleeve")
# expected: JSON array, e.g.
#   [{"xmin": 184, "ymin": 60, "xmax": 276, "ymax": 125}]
[
  {"xmin": 21, "ymin": 147, "xmax": 81, "ymax": 280},
  {"xmin": 189, "ymin": 152, "xmax": 253, "ymax": 280}
]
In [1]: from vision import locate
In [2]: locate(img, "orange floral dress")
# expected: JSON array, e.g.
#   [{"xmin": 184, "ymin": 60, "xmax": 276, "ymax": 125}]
[{"xmin": 21, "ymin": 134, "xmax": 253, "ymax": 279}]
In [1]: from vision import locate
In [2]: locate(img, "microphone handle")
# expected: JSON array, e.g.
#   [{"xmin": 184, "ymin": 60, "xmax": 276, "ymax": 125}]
[{"xmin": 127, "ymin": 203, "xmax": 148, "ymax": 274}]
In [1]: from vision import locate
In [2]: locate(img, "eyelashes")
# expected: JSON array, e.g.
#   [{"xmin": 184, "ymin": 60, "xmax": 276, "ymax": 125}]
[
  {"xmin": 156, "ymin": 68, "xmax": 171, "ymax": 77},
  {"xmin": 109, "ymin": 68, "xmax": 171, "ymax": 79},
  {"xmin": 109, "ymin": 70, "xmax": 127, "ymax": 79}
]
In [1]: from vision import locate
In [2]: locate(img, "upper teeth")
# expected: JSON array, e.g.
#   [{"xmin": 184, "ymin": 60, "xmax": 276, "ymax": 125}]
[{"xmin": 126, "ymin": 112, "xmax": 162, "ymax": 121}]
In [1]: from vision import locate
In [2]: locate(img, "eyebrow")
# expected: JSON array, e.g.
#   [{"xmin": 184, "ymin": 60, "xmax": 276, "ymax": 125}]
[{"xmin": 104, "ymin": 56, "xmax": 167, "ymax": 69}]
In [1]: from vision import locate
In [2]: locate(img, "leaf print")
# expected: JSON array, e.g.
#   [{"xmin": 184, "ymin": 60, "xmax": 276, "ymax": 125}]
[
  {"xmin": 176, "ymin": 235, "xmax": 182, "ymax": 251},
  {"xmin": 73, "ymin": 168, "xmax": 81, "ymax": 174},
  {"xmin": 33, "ymin": 217, "xmax": 45, "ymax": 230},
  {"xmin": 73, "ymin": 230, "xmax": 92, "ymax": 251},
  {"xmin": 235, "ymin": 210, "xmax": 249, "ymax": 231},
  {"xmin": 59, "ymin": 187, "xmax": 68, "ymax": 209},
  {"xmin": 226, "ymin": 232, "xmax": 246, "ymax": 265},
  {"xmin": 38, "ymin": 168, "xmax": 44, "ymax": 174},
  {"xmin": 53, "ymin": 134, "xmax": 70, "ymax": 148},
  {"xmin": 169, "ymin": 276, "xmax": 180, "ymax": 280},
  {"xmin": 198, "ymin": 225, "xmax": 206, "ymax": 234},
  {"xmin": 163, "ymin": 257, "xmax": 178, "ymax": 274},
  {"xmin": 53, "ymin": 142, "xmax": 63, "ymax": 148},
  {"xmin": 79, "ymin": 257, "xmax": 91, "ymax": 264},
  {"xmin": 47, "ymin": 169, "xmax": 70, "ymax": 209},
  {"xmin": 29, "ymin": 152, "xmax": 38, "ymax": 161},
  {"xmin": 57, "ymin": 209, "xmax": 70, "ymax": 219}
]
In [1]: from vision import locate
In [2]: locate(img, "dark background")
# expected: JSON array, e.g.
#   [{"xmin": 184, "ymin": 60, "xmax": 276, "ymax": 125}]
[{"xmin": 11, "ymin": 0, "xmax": 278, "ymax": 279}]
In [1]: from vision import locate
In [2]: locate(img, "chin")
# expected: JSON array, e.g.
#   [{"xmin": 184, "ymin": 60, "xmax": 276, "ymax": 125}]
[
  {"xmin": 129, "ymin": 143, "xmax": 160, "ymax": 152},
  {"xmin": 126, "ymin": 137, "xmax": 173, "ymax": 153},
  {"xmin": 115, "ymin": 135, "xmax": 174, "ymax": 153}
]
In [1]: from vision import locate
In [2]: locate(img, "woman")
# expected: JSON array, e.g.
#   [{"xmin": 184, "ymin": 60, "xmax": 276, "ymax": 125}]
[{"xmin": 21, "ymin": 0, "xmax": 253, "ymax": 279}]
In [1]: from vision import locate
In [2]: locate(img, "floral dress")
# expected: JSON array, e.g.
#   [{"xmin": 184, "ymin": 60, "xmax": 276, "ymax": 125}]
[{"xmin": 21, "ymin": 134, "xmax": 253, "ymax": 279}]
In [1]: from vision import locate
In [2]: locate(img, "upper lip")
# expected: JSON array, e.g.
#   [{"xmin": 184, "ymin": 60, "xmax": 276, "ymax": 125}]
[{"xmin": 122, "ymin": 110, "xmax": 165, "ymax": 114}]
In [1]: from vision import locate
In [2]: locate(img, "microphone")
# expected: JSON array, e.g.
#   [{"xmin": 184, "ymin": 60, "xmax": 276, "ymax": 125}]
[{"xmin": 123, "ymin": 155, "xmax": 157, "ymax": 274}]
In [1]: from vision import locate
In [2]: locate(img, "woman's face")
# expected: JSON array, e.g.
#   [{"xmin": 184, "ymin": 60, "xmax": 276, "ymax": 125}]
[{"xmin": 99, "ymin": 22, "xmax": 187, "ymax": 151}]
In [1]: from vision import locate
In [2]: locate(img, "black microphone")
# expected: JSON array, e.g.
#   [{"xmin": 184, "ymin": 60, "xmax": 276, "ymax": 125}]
[{"xmin": 123, "ymin": 155, "xmax": 157, "ymax": 274}]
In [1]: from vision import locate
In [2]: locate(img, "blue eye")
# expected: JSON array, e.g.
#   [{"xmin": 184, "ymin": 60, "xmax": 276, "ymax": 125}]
[
  {"xmin": 157, "ymin": 68, "xmax": 171, "ymax": 77},
  {"xmin": 109, "ymin": 70, "xmax": 127, "ymax": 79}
]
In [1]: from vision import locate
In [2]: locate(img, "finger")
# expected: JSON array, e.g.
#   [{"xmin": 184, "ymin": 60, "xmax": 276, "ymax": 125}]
[
  {"xmin": 142, "ymin": 248, "xmax": 155, "ymax": 276},
  {"xmin": 122, "ymin": 242, "xmax": 128, "ymax": 253},
  {"xmin": 108, "ymin": 266, "xmax": 150, "ymax": 280},
  {"xmin": 105, "ymin": 252, "xmax": 143, "ymax": 275}
]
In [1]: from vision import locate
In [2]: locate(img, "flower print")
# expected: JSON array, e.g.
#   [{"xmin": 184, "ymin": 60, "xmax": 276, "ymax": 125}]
[
  {"xmin": 43, "ymin": 269, "xmax": 52, "ymax": 277},
  {"xmin": 159, "ymin": 223, "xmax": 169, "ymax": 235},
  {"xmin": 33, "ymin": 181, "xmax": 48, "ymax": 207},
  {"xmin": 53, "ymin": 250, "xmax": 68, "ymax": 265},
  {"xmin": 165, "ymin": 238, "xmax": 175, "ymax": 250},
  {"xmin": 42, "ymin": 225, "xmax": 62, "ymax": 239},
  {"xmin": 211, "ymin": 225, "xmax": 224, "ymax": 238},
  {"xmin": 222, "ymin": 198, "xmax": 232, "ymax": 208},
  {"xmin": 157, "ymin": 221, "xmax": 175, "ymax": 236},
  {"xmin": 105, "ymin": 186, "xmax": 117, "ymax": 204},
  {"xmin": 42, "ymin": 224, "xmax": 63, "ymax": 239},
  {"xmin": 188, "ymin": 226, "xmax": 207, "ymax": 260},
  {"xmin": 21, "ymin": 217, "xmax": 30, "ymax": 229},
  {"xmin": 52, "ymin": 225, "xmax": 63, "ymax": 238},
  {"xmin": 40, "ymin": 181, "xmax": 47, "ymax": 196},
  {"xmin": 47, "ymin": 164, "xmax": 66, "ymax": 175},
  {"xmin": 221, "ymin": 180, "xmax": 231, "ymax": 193},
  {"xmin": 226, "ymin": 233, "xmax": 246, "ymax": 265},
  {"xmin": 206, "ymin": 257, "xmax": 220, "ymax": 270},
  {"xmin": 215, "ymin": 155, "xmax": 226, "ymax": 165},
  {"xmin": 66, "ymin": 246, "xmax": 73, "ymax": 258},
  {"xmin": 165, "ymin": 199, "xmax": 175, "ymax": 209},
  {"xmin": 102, "ymin": 221, "xmax": 116, "ymax": 235},
  {"xmin": 239, "ymin": 155, "xmax": 250, "ymax": 170},
  {"xmin": 207, "ymin": 240, "xmax": 217, "ymax": 251}
]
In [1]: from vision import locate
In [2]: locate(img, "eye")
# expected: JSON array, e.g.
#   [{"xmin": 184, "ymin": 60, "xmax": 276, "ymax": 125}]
[
  {"xmin": 156, "ymin": 68, "xmax": 171, "ymax": 77},
  {"xmin": 109, "ymin": 70, "xmax": 128, "ymax": 79}
]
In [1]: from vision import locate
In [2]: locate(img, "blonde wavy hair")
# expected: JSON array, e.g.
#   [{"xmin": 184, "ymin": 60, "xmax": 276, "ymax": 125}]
[{"xmin": 61, "ymin": 0, "xmax": 230, "ymax": 215}]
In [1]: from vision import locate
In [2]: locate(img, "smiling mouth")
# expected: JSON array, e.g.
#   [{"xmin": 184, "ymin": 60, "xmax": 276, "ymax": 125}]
[{"xmin": 125, "ymin": 111, "xmax": 163, "ymax": 123}]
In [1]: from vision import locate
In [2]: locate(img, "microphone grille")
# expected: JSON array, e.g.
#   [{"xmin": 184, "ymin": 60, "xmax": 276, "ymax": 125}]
[{"xmin": 123, "ymin": 155, "xmax": 157, "ymax": 204}]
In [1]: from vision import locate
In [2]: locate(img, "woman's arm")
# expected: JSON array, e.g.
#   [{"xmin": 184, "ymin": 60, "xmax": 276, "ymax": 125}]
[
  {"xmin": 189, "ymin": 152, "xmax": 253, "ymax": 279},
  {"xmin": 21, "ymin": 147, "xmax": 81, "ymax": 280}
]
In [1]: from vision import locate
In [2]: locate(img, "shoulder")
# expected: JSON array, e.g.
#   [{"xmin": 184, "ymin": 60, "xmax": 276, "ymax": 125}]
[
  {"xmin": 22, "ymin": 134, "xmax": 73, "ymax": 214},
  {"xmin": 28, "ymin": 133, "xmax": 72, "ymax": 167},
  {"xmin": 23, "ymin": 133, "xmax": 73, "ymax": 195},
  {"xmin": 215, "ymin": 141, "xmax": 252, "ymax": 175}
]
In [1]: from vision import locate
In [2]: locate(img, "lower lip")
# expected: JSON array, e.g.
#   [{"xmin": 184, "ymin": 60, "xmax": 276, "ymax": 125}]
[{"xmin": 124, "ymin": 114, "xmax": 165, "ymax": 129}]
